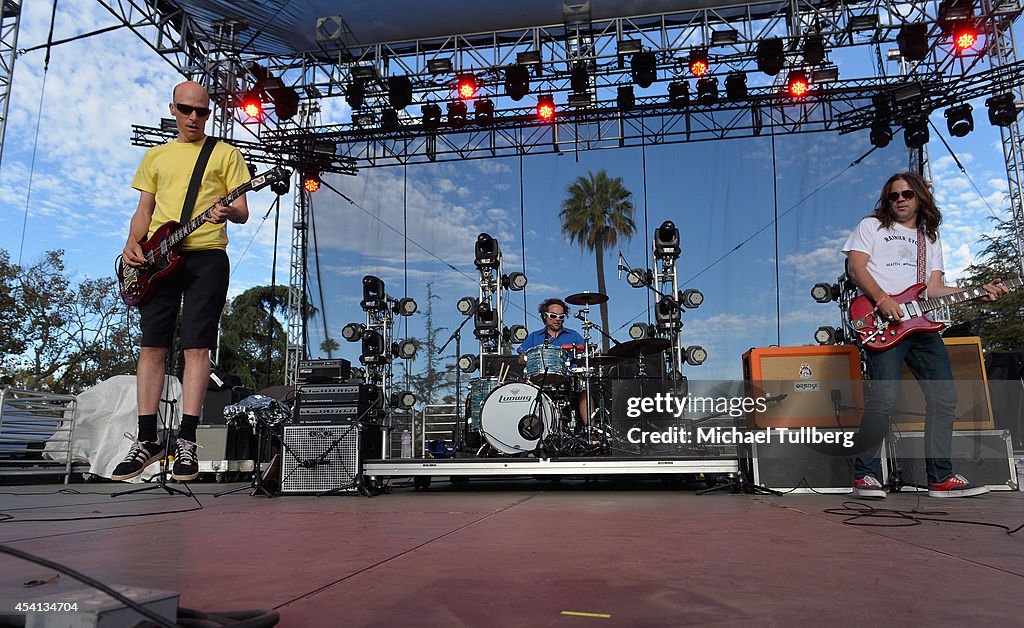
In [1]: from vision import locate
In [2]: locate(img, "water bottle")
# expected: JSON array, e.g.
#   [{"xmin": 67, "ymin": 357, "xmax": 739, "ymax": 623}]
[{"xmin": 401, "ymin": 429, "xmax": 412, "ymax": 459}]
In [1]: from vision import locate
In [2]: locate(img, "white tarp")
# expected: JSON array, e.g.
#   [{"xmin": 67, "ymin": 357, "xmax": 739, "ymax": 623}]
[{"xmin": 45, "ymin": 375, "xmax": 182, "ymax": 482}]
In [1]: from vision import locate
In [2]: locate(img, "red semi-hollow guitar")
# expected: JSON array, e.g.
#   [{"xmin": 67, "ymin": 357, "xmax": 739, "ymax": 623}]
[
  {"xmin": 848, "ymin": 276, "xmax": 1022, "ymax": 350},
  {"xmin": 116, "ymin": 166, "xmax": 288, "ymax": 306}
]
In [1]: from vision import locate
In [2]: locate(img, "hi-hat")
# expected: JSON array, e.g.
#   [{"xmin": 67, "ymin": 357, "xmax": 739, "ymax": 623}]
[
  {"xmin": 606, "ymin": 338, "xmax": 671, "ymax": 358},
  {"xmin": 565, "ymin": 291, "xmax": 609, "ymax": 306}
]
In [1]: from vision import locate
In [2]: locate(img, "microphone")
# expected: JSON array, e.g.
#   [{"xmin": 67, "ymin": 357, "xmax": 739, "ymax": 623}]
[
  {"xmin": 617, "ymin": 252, "xmax": 624, "ymax": 280},
  {"xmin": 574, "ymin": 310, "xmax": 585, "ymax": 321}
]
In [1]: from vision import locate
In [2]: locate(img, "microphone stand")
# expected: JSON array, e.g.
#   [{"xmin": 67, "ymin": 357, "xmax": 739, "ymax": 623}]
[{"xmin": 439, "ymin": 306, "xmax": 478, "ymax": 454}]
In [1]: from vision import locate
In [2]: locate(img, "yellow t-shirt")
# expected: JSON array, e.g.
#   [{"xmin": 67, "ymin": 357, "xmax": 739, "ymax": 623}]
[{"xmin": 131, "ymin": 138, "xmax": 251, "ymax": 251}]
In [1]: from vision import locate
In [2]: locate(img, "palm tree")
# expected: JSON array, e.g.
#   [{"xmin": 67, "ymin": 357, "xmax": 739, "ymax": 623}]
[{"xmin": 558, "ymin": 169, "xmax": 636, "ymax": 353}]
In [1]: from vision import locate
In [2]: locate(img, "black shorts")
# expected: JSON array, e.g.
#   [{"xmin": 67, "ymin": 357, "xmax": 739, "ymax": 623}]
[{"xmin": 138, "ymin": 249, "xmax": 229, "ymax": 349}]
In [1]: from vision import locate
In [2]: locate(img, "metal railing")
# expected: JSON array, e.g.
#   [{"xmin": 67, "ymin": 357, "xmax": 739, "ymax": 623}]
[{"xmin": 0, "ymin": 387, "xmax": 78, "ymax": 483}]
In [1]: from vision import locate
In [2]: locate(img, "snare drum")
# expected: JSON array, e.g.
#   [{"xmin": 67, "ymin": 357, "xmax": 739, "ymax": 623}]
[
  {"xmin": 524, "ymin": 345, "xmax": 569, "ymax": 386},
  {"xmin": 479, "ymin": 382, "xmax": 556, "ymax": 454},
  {"xmin": 467, "ymin": 377, "xmax": 502, "ymax": 431}
]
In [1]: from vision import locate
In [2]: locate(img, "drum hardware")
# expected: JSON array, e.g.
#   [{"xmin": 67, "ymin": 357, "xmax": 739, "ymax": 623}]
[{"xmin": 606, "ymin": 338, "xmax": 672, "ymax": 359}]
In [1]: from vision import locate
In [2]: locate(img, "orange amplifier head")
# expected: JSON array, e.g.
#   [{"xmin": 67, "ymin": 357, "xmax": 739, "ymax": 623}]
[{"xmin": 741, "ymin": 345, "xmax": 864, "ymax": 429}]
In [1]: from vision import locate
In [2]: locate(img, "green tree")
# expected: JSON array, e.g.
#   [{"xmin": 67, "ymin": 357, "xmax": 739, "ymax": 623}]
[
  {"xmin": 558, "ymin": 169, "xmax": 637, "ymax": 352},
  {"xmin": 405, "ymin": 283, "xmax": 456, "ymax": 407},
  {"xmin": 219, "ymin": 285, "xmax": 289, "ymax": 389},
  {"xmin": 320, "ymin": 337, "xmax": 340, "ymax": 358},
  {"xmin": 951, "ymin": 217, "xmax": 1024, "ymax": 351}
]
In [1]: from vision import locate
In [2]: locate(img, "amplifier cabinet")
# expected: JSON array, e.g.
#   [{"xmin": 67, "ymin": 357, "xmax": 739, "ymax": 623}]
[
  {"xmin": 889, "ymin": 429, "xmax": 1017, "ymax": 491},
  {"xmin": 891, "ymin": 336, "xmax": 995, "ymax": 431},
  {"xmin": 281, "ymin": 425, "xmax": 361, "ymax": 494},
  {"xmin": 742, "ymin": 345, "xmax": 864, "ymax": 429},
  {"xmin": 297, "ymin": 358, "xmax": 352, "ymax": 384},
  {"xmin": 749, "ymin": 428, "xmax": 883, "ymax": 493}
]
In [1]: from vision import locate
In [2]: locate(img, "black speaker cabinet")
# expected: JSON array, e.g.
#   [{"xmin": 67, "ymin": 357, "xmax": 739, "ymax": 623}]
[
  {"xmin": 889, "ymin": 429, "xmax": 1017, "ymax": 491},
  {"xmin": 608, "ymin": 378, "xmax": 688, "ymax": 457},
  {"xmin": 985, "ymin": 349, "xmax": 1024, "ymax": 447},
  {"xmin": 749, "ymin": 428, "xmax": 882, "ymax": 493},
  {"xmin": 281, "ymin": 425, "xmax": 382, "ymax": 494}
]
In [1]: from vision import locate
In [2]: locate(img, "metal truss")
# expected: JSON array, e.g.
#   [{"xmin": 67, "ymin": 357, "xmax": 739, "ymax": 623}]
[{"xmin": 0, "ymin": 0, "xmax": 21, "ymax": 168}]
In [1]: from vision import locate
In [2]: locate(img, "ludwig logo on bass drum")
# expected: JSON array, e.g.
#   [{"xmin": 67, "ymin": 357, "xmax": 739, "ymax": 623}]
[{"xmin": 499, "ymin": 395, "xmax": 533, "ymax": 403}]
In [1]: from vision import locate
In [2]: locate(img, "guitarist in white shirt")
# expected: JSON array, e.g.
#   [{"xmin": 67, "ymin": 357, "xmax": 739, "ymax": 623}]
[
  {"xmin": 842, "ymin": 171, "xmax": 1006, "ymax": 499},
  {"xmin": 113, "ymin": 80, "xmax": 250, "ymax": 483}
]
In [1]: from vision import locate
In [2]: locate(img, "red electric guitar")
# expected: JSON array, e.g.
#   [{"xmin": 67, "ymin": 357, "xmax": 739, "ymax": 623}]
[
  {"xmin": 848, "ymin": 276, "xmax": 1022, "ymax": 350},
  {"xmin": 116, "ymin": 166, "xmax": 289, "ymax": 306}
]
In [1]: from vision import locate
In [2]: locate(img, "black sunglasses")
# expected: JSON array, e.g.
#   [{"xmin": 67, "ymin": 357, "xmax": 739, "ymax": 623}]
[
  {"xmin": 174, "ymin": 103, "xmax": 211, "ymax": 117},
  {"xmin": 887, "ymin": 189, "xmax": 916, "ymax": 202}
]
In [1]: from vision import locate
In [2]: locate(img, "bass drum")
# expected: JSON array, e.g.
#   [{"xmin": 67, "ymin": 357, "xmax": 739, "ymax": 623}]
[{"xmin": 479, "ymin": 382, "xmax": 556, "ymax": 455}]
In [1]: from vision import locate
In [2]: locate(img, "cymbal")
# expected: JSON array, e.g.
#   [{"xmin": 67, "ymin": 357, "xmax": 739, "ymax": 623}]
[
  {"xmin": 585, "ymin": 354, "xmax": 623, "ymax": 366},
  {"xmin": 565, "ymin": 291, "xmax": 609, "ymax": 306},
  {"xmin": 606, "ymin": 338, "xmax": 671, "ymax": 358}
]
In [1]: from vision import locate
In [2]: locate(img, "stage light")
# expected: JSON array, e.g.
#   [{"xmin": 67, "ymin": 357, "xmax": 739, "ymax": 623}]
[
  {"xmin": 360, "ymin": 329, "xmax": 386, "ymax": 365},
  {"xmin": 571, "ymin": 63, "xmax": 589, "ymax": 94},
  {"xmin": 897, "ymin": 23, "xmax": 929, "ymax": 61},
  {"xmin": 725, "ymin": 72, "xmax": 747, "ymax": 101},
  {"xmin": 696, "ymin": 77, "xmax": 718, "ymax": 106},
  {"xmin": 394, "ymin": 297, "xmax": 418, "ymax": 316},
  {"xmin": 617, "ymin": 38, "xmax": 642, "ymax": 55},
  {"xmin": 655, "ymin": 295, "xmax": 682, "ymax": 333},
  {"xmin": 803, "ymin": 34, "xmax": 826, "ymax": 66},
  {"xmin": 536, "ymin": 94, "xmax": 556, "ymax": 121},
  {"xmin": 679, "ymin": 289, "xmax": 704, "ymax": 309},
  {"xmin": 474, "ymin": 233, "xmax": 501, "ymax": 269},
  {"xmin": 341, "ymin": 322, "xmax": 365, "ymax": 342},
  {"xmin": 626, "ymin": 268, "xmax": 652, "ymax": 288},
  {"xmin": 361, "ymin": 275, "xmax": 387, "ymax": 310},
  {"xmin": 631, "ymin": 51, "xmax": 657, "ymax": 88},
  {"xmin": 392, "ymin": 390, "xmax": 417, "ymax": 410},
  {"xmin": 684, "ymin": 346, "xmax": 707, "ymax": 366},
  {"xmin": 688, "ymin": 48, "xmax": 709, "ymax": 78},
  {"xmin": 270, "ymin": 176, "xmax": 290, "ymax": 196},
  {"xmin": 811, "ymin": 283, "xmax": 833, "ymax": 303},
  {"xmin": 503, "ymin": 272, "xmax": 528, "ymax": 291},
  {"xmin": 457, "ymin": 354, "xmax": 479, "ymax": 373},
  {"xmin": 756, "ymin": 38, "xmax": 785, "ymax": 76},
  {"xmin": 507, "ymin": 324, "xmax": 529, "ymax": 344},
  {"xmin": 903, "ymin": 116, "xmax": 929, "ymax": 148},
  {"xmin": 345, "ymin": 80, "xmax": 365, "ymax": 109},
  {"xmin": 352, "ymin": 111, "xmax": 375, "ymax": 126},
  {"xmin": 628, "ymin": 323, "xmax": 653, "ymax": 340},
  {"xmin": 475, "ymin": 99, "xmax": 494, "ymax": 125},
  {"xmin": 986, "ymin": 94, "xmax": 1018, "ymax": 127},
  {"xmin": 301, "ymin": 172, "xmax": 321, "ymax": 193},
  {"xmin": 894, "ymin": 82, "xmax": 924, "ymax": 103},
  {"xmin": 939, "ymin": 0, "xmax": 973, "ymax": 32},
  {"xmin": 427, "ymin": 58, "xmax": 453, "ymax": 74},
  {"xmin": 448, "ymin": 100, "xmax": 468, "ymax": 127},
  {"xmin": 668, "ymin": 81, "xmax": 689, "ymax": 108},
  {"xmin": 381, "ymin": 108, "xmax": 400, "ymax": 131},
  {"xmin": 568, "ymin": 93, "xmax": 591, "ymax": 108},
  {"xmin": 240, "ymin": 93, "xmax": 263, "ymax": 119},
  {"xmin": 952, "ymin": 23, "xmax": 978, "ymax": 52},
  {"xmin": 814, "ymin": 326, "xmax": 836, "ymax": 345},
  {"xmin": 617, "ymin": 86, "xmax": 636, "ymax": 110},
  {"xmin": 422, "ymin": 103, "xmax": 442, "ymax": 130},
  {"xmin": 849, "ymin": 14, "xmax": 879, "ymax": 31},
  {"xmin": 711, "ymin": 29, "xmax": 739, "ymax": 45},
  {"xmin": 396, "ymin": 339, "xmax": 419, "ymax": 359},
  {"xmin": 945, "ymin": 103, "xmax": 974, "ymax": 137},
  {"xmin": 516, "ymin": 51, "xmax": 541, "ymax": 65},
  {"xmin": 504, "ymin": 64, "xmax": 531, "ymax": 101},
  {"xmin": 473, "ymin": 302, "xmax": 499, "ymax": 339},
  {"xmin": 654, "ymin": 220, "xmax": 680, "ymax": 260},
  {"xmin": 787, "ymin": 71, "xmax": 809, "ymax": 98},
  {"xmin": 388, "ymin": 76, "xmax": 414, "ymax": 109},
  {"xmin": 457, "ymin": 74, "xmax": 477, "ymax": 100},
  {"xmin": 812, "ymin": 67, "xmax": 839, "ymax": 84},
  {"xmin": 456, "ymin": 296, "xmax": 478, "ymax": 315}
]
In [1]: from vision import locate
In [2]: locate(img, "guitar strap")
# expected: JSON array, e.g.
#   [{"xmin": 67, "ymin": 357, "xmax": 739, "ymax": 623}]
[
  {"xmin": 179, "ymin": 136, "xmax": 219, "ymax": 225},
  {"xmin": 916, "ymin": 224, "xmax": 927, "ymax": 284}
]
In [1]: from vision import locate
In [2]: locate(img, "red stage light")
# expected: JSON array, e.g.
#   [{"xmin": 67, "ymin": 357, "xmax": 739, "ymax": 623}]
[
  {"xmin": 952, "ymin": 25, "xmax": 977, "ymax": 51},
  {"xmin": 241, "ymin": 95, "xmax": 263, "ymax": 119},
  {"xmin": 788, "ymin": 71, "xmax": 809, "ymax": 98},
  {"xmin": 457, "ymin": 74, "xmax": 477, "ymax": 100},
  {"xmin": 302, "ymin": 173, "xmax": 321, "ymax": 193},
  {"xmin": 689, "ymin": 48, "xmax": 709, "ymax": 78},
  {"xmin": 536, "ymin": 94, "xmax": 555, "ymax": 121}
]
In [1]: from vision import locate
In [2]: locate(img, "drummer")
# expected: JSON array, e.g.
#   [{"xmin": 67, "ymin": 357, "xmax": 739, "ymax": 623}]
[{"xmin": 517, "ymin": 298, "xmax": 590, "ymax": 426}]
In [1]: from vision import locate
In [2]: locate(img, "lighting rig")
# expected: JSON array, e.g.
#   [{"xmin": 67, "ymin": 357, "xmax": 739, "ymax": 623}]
[
  {"xmin": 340, "ymin": 275, "xmax": 419, "ymax": 427},
  {"xmin": 810, "ymin": 268, "xmax": 860, "ymax": 346},
  {"xmin": 623, "ymin": 220, "xmax": 706, "ymax": 376}
]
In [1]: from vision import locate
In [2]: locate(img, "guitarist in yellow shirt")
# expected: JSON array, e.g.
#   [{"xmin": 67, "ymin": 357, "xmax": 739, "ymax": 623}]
[{"xmin": 114, "ymin": 80, "xmax": 250, "ymax": 483}]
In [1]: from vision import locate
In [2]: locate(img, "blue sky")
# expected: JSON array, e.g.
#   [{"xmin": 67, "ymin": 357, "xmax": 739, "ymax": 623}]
[{"xmin": 0, "ymin": 2, "xmax": 1016, "ymax": 382}]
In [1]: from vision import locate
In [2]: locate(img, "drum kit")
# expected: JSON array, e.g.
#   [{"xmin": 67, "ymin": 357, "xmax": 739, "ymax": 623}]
[{"xmin": 464, "ymin": 291, "xmax": 670, "ymax": 457}]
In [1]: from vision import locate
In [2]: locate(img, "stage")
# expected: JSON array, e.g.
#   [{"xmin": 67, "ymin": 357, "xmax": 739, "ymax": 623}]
[{"xmin": 2, "ymin": 479, "xmax": 1023, "ymax": 626}]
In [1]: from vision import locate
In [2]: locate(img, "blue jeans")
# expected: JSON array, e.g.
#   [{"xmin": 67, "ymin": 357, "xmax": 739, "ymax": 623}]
[{"xmin": 854, "ymin": 331, "xmax": 957, "ymax": 484}]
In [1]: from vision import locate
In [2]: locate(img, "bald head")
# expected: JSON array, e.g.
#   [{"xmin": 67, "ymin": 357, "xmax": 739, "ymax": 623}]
[
  {"xmin": 169, "ymin": 81, "xmax": 212, "ymax": 143},
  {"xmin": 172, "ymin": 81, "xmax": 210, "ymax": 104}
]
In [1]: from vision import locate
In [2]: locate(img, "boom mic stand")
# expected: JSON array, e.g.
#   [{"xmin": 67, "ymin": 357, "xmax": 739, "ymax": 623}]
[{"xmin": 112, "ymin": 351, "xmax": 192, "ymax": 499}]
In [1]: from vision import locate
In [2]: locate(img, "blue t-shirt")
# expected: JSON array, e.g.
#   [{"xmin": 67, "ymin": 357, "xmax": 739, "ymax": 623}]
[{"xmin": 517, "ymin": 327, "xmax": 586, "ymax": 354}]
